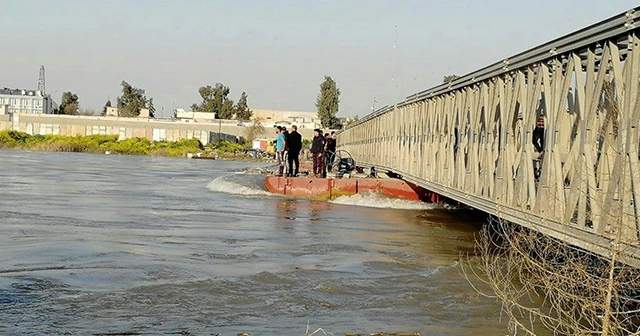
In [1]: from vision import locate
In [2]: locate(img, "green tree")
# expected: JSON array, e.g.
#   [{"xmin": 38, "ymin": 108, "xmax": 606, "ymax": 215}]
[
  {"xmin": 234, "ymin": 91, "xmax": 252, "ymax": 120},
  {"xmin": 101, "ymin": 99, "xmax": 112, "ymax": 116},
  {"xmin": 59, "ymin": 91, "xmax": 80, "ymax": 115},
  {"xmin": 117, "ymin": 81, "xmax": 151, "ymax": 118},
  {"xmin": 220, "ymin": 99, "xmax": 235, "ymax": 119},
  {"xmin": 443, "ymin": 74, "xmax": 459, "ymax": 84},
  {"xmin": 191, "ymin": 83, "xmax": 234, "ymax": 119},
  {"xmin": 147, "ymin": 97, "xmax": 156, "ymax": 118},
  {"xmin": 316, "ymin": 75, "xmax": 340, "ymax": 129}
]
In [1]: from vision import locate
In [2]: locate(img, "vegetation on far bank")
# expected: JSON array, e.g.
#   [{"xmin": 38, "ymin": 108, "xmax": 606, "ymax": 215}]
[{"xmin": 0, "ymin": 130, "xmax": 267, "ymax": 160}]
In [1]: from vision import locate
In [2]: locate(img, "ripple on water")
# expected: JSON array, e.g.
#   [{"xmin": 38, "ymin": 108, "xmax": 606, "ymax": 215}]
[{"xmin": 0, "ymin": 151, "xmax": 508, "ymax": 335}]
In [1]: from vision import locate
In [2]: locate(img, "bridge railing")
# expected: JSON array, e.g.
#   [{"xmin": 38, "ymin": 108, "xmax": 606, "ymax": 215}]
[{"xmin": 338, "ymin": 7, "xmax": 640, "ymax": 261}]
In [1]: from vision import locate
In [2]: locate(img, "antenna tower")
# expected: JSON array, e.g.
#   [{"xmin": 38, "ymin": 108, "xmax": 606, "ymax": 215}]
[{"xmin": 38, "ymin": 65, "xmax": 45, "ymax": 94}]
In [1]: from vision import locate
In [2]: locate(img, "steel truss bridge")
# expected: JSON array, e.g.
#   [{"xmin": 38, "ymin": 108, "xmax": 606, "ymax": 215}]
[{"xmin": 338, "ymin": 8, "xmax": 640, "ymax": 266}]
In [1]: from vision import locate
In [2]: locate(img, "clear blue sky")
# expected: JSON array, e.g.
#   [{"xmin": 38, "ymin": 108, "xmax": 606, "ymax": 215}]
[{"xmin": 2, "ymin": 0, "xmax": 638, "ymax": 118}]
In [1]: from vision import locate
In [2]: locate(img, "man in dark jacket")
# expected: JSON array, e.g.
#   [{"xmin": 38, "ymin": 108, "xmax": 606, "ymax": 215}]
[
  {"xmin": 324, "ymin": 131, "xmax": 337, "ymax": 173},
  {"xmin": 287, "ymin": 125, "xmax": 302, "ymax": 177},
  {"xmin": 310, "ymin": 129, "xmax": 325, "ymax": 177}
]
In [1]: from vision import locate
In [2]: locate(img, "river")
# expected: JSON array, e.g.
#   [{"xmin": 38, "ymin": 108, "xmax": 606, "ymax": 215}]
[{"xmin": 0, "ymin": 150, "xmax": 506, "ymax": 335}]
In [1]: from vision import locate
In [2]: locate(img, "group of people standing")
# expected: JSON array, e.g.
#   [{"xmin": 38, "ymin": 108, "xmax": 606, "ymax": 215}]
[
  {"xmin": 310, "ymin": 129, "xmax": 336, "ymax": 178},
  {"xmin": 274, "ymin": 125, "xmax": 302, "ymax": 177},
  {"xmin": 274, "ymin": 126, "xmax": 336, "ymax": 178}
]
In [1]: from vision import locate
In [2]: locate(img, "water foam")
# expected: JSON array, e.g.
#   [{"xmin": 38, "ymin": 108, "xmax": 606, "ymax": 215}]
[
  {"xmin": 206, "ymin": 174, "xmax": 272, "ymax": 197},
  {"xmin": 418, "ymin": 261, "xmax": 460, "ymax": 278},
  {"xmin": 330, "ymin": 192, "xmax": 442, "ymax": 210},
  {"xmin": 209, "ymin": 174, "xmax": 449, "ymax": 209}
]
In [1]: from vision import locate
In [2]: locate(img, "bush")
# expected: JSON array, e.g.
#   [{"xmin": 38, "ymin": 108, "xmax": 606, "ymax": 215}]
[
  {"xmin": 0, "ymin": 131, "xmax": 260, "ymax": 159},
  {"xmin": 101, "ymin": 138, "xmax": 151, "ymax": 155},
  {"xmin": 0, "ymin": 130, "xmax": 31, "ymax": 147},
  {"xmin": 150, "ymin": 138, "xmax": 203, "ymax": 157},
  {"xmin": 209, "ymin": 140, "xmax": 245, "ymax": 153}
]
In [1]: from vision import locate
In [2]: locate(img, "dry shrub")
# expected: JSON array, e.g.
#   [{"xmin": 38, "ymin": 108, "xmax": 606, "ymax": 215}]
[{"xmin": 463, "ymin": 216, "xmax": 640, "ymax": 336}]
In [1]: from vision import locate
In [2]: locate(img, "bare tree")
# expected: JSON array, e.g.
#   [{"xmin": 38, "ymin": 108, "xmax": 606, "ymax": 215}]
[{"xmin": 243, "ymin": 117, "xmax": 265, "ymax": 144}]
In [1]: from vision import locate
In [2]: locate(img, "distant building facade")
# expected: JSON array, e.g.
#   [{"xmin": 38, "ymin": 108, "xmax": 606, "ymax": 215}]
[
  {"xmin": 174, "ymin": 108, "xmax": 217, "ymax": 122},
  {"xmin": 171, "ymin": 107, "xmax": 320, "ymax": 129},
  {"xmin": 251, "ymin": 108, "xmax": 321, "ymax": 129},
  {"xmin": 0, "ymin": 88, "xmax": 54, "ymax": 115},
  {"xmin": 0, "ymin": 113, "xmax": 316, "ymax": 144},
  {"xmin": 105, "ymin": 106, "xmax": 150, "ymax": 118}
]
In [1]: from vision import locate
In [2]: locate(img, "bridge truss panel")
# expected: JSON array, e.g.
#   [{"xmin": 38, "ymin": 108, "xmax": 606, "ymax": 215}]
[{"xmin": 338, "ymin": 8, "xmax": 640, "ymax": 265}]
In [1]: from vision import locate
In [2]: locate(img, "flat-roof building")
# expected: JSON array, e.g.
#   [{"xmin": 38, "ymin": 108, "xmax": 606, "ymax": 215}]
[
  {"xmin": 0, "ymin": 88, "xmax": 54, "ymax": 115},
  {"xmin": 251, "ymin": 108, "xmax": 321, "ymax": 129},
  {"xmin": 105, "ymin": 106, "xmax": 150, "ymax": 118}
]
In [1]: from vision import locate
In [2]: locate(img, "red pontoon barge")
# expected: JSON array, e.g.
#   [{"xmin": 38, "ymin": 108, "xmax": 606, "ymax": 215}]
[{"xmin": 264, "ymin": 150, "xmax": 442, "ymax": 202}]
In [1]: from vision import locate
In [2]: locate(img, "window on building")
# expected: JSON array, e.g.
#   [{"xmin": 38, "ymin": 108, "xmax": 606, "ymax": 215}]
[
  {"xmin": 40, "ymin": 124, "xmax": 51, "ymax": 135},
  {"xmin": 41, "ymin": 124, "xmax": 60, "ymax": 135},
  {"xmin": 87, "ymin": 126, "xmax": 108, "ymax": 135},
  {"xmin": 152, "ymin": 129, "xmax": 167, "ymax": 141}
]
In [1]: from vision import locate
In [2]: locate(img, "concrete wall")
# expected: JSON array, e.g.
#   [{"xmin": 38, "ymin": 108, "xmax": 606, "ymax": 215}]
[
  {"xmin": 6, "ymin": 114, "xmax": 316, "ymax": 143},
  {"xmin": 175, "ymin": 110, "xmax": 217, "ymax": 122},
  {"xmin": 0, "ymin": 115, "xmax": 11, "ymax": 131}
]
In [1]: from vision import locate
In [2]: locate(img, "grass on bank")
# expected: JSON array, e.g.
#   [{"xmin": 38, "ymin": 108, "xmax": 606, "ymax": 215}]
[{"xmin": 0, "ymin": 130, "xmax": 260, "ymax": 159}]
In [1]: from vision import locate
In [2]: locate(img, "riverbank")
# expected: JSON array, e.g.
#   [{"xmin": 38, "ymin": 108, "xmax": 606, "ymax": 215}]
[{"xmin": 0, "ymin": 130, "xmax": 271, "ymax": 161}]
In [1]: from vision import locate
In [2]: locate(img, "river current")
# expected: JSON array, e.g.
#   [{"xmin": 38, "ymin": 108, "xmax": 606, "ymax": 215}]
[{"xmin": 0, "ymin": 150, "xmax": 506, "ymax": 335}]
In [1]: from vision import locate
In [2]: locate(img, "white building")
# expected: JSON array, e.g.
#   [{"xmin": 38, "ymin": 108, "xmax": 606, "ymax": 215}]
[
  {"xmin": 174, "ymin": 108, "xmax": 216, "ymax": 122},
  {"xmin": 0, "ymin": 88, "xmax": 54, "ymax": 115},
  {"xmin": 251, "ymin": 108, "xmax": 321, "ymax": 129},
  {"xmin": 105, "ymin": 106, "xmax": 150, "ymax": 118}
]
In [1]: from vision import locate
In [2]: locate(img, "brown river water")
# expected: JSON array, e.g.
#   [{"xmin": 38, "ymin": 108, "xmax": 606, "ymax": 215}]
[{"xmin": 0, "ymin": 150, "xmax": 508, "ymax": 335}]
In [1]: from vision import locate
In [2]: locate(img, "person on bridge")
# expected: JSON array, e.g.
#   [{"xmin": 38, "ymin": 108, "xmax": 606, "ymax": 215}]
[
  {"xmin": 533, "ymin": 112, "xmax": 545, "ymax": 155},
  {"xmin": 275, "ymin": 126, "xmax": 286, "ymax": 176},
  {"xmin": 287, "ymin": 125, "xmax": 302, "ymax": 177},
  {"xmin": 310, "ymin": 128, "xmax": 325, "ymax": 178}
]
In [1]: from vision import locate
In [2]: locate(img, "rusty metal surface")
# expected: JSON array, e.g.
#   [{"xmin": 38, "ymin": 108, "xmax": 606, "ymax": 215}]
[{"xmin": 264, "ymin": 176, "xmax": 426, "ymax": 202}]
